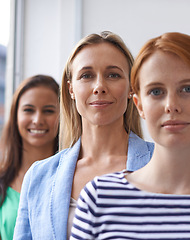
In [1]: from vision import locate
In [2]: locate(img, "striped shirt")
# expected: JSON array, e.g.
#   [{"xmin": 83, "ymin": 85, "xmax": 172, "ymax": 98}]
[{"xmin": 70, "ymin": 170, "xmax": 190, "ymax": 240}]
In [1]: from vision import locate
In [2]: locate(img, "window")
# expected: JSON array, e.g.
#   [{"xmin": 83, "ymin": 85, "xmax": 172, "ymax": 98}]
[{"xmin": 0, "ymin": 0, "xmax": 10, "ymax": 135}]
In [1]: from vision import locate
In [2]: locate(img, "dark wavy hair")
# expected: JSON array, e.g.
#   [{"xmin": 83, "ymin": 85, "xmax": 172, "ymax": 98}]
[{"xmin": 0, "ymin": 74, "xmax": 59, "ymax": 205}]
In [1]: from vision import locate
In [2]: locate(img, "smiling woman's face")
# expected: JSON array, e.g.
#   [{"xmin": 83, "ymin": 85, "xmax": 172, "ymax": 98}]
[
  {"xmin": 68, "ymin": 42, "xmax": 130, "ymax": 127},
  {"xmin": 17, "ymin": 86, "xmax": 59, "ymax": 150}
]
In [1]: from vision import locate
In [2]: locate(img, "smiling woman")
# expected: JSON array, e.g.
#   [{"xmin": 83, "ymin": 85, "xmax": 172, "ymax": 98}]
[
  {"xmin": 17, "ymin": 86, "xmax": 59, "ymax": 150},
  {"xmin": 0, "ymin": 74, "xmax": 59, "ymax": 240}
]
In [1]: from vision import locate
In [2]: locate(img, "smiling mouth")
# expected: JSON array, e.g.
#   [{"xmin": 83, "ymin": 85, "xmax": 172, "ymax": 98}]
[{"xmin": 29, "ymin": 129, "xmax": 47, "ymax": 134}]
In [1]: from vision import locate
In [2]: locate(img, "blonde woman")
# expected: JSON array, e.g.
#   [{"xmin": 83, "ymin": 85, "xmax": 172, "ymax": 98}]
[{"xmin": 14, "ymin": 32, "xmax": 154, "ymax": 240}]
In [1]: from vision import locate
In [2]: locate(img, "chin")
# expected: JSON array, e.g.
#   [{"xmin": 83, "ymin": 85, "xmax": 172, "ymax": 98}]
[{"xmin": 160, "ymin": 138, "xmax": 187, "ymax": 149}]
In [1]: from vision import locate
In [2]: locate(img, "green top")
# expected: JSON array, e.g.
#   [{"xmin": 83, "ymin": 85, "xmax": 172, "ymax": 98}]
[{"xmin": 0, "ymin": 187, "xmax": 20, "ymax": 240}]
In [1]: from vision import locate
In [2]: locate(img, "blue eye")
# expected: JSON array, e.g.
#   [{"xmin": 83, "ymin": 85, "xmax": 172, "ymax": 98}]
[
  {"xmin": 108, "ymin": 73, "xmax": 120, "ymax": 78},
  {"xmin": 150, "ymin": 88, "xmax": 163, "ymax": 96},
  {"xmin": 108, "ymin": 72, "xmax": 122, "ymax": 79},
  {"xmin": 182, "ymin": 86, "xmax": 190, "ymax": 93},
  {"xmin": 80, "ymin": 73, "xmax": 93, "ymax": 79}
]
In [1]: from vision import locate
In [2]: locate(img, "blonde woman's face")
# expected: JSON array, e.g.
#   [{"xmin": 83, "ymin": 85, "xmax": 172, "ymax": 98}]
[{"xmin": 68, "ymin": 43, "xmax": 130, "ymax": 127}]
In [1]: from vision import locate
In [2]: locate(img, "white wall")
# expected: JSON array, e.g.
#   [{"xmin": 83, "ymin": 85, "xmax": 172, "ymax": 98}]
[
  {"xmin": 7, "ymin": 0, "xmax": 190, "ymax": 140},
  {"xmin": 23, "ymin": 0, "xmax": 62, "ymax": 82},
  {"xmin": 22, "ymin": 0, "xmax": 190, "ymax": 81},
  {"xmin": 22, "ymin": 0, "xmax": 83, "ymax": 82},
  {"xmin": 82, "ymin": 0, "xmax": 190, "ymax": 56},
  {"xmin": 81, "ymin": 0, "xmax": 190, "ymax": 141}
]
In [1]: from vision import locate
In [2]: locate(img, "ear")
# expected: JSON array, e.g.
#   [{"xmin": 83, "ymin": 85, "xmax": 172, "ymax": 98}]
[
  {"xmin": 67, "ymin": 81, "xmax": 75, "ymax": 99},
  {"xmin": 133, "ymin": 94, "xmax": 145, "ymax": 119},
  {"xmin": 128, "ymin": 91, "xmax": 133, "ymax": 99}
]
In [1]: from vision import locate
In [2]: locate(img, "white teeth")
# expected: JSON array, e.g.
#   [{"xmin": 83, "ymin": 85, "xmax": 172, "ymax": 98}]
[{"xmin": 30, "ymin": 129, "xmax": 46, "ymax": 134}]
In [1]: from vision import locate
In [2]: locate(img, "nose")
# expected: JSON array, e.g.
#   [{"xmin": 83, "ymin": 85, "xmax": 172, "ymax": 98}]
[
  {"xmin": 93, "ymin": 76, "xmax": 108, "ymax": 95},
  {"xmin": 32, "ymin": 112, "xmax": 44, "ymax": 125},
  {"xmin": 165, "ymin": 93, "xmax": 181, "ymax": 114}
]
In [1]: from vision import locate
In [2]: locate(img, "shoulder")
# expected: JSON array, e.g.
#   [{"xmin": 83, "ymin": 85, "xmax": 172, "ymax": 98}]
[
  {"xmin": 28, "ymin": 149, "xmax": 69, "ymax": 176},
  {"xmin": 79, "ymin": 171, "xmax": 127, "ymax": 206},
  {"xmin": 129, "ymin": 131, "xmax": 154, "ymax": 150},
  {"xmin": 129, "ymin": 131, "xmax": 154, "ymax": 154},
  {"xmin": 127, "ymin": 132, "xmax": 154, "ymax": 171},
  {"xmin": 80, "ymin": 171, "xmax": 136, "ymax": 206},
  {"xmin": 23, "ymin": 139, "xmax": 81, "ymax": 188},
  {"xmin": 0, "ymin": 187, "xmax": 20, "ymax": 210},
  {"xmin": 87, "ymin": 171, "xmax": 127, "ymax": 191},
  {"xmin": 27, "ymin": 138, "xmax": 81, "ymax": 178}
]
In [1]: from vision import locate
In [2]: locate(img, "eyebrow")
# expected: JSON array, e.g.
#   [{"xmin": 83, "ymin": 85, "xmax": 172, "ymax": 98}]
[
  {"xmin": 21, "ymin": 104, "xmax": 57, "ymax": 108},
  {"xmin": 79, "ymin": 66, "xmax": 92, "ymax": 71},
  {"xmin": 43, "ymin": 105, "xmax": 57, "ymax": 108},
  {"xmin": 106, "ymin": 65, "xmax": 123, "ymax": 72},
  {"xmin": 180, "ymin": 78, "xmax": 190, "ymax": 83},
  {"xmin": 145, "ymin": 79, "xmax": 190, "ymax": 87},
  {"xmin": 145, "ymin": 82, "xmax": 164, "ymax": 88},
  {"xmin": 79, "ymin": 65, "xmax": 123, "ymax": 72},
  {"xmin": 21, "ymin": 104, "xmax": 34, "ymax": 107}
]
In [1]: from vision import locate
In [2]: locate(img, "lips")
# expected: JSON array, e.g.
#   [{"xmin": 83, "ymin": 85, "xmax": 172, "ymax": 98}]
[
  {"xmin": 161, "ymin": 120, "xmax": 190, "ymax": 131},
  {"xmin": 89, "ymin": 100, "xmax": 113, "ymax": 106},
  {"xmin": 29, "ymin": 129, "xmax": 47, "ymax": 134},
  {"xmin": 161, "ymin": 120, "xmax": 189, "ymax": 127}
]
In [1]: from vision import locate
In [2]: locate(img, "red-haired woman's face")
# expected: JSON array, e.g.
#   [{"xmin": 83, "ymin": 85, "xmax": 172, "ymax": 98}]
[
  {"xmin": 17, "ymin": 86, "xmax": 59, "ymax": 150},
  {"xmin": 134, "ymin": 51, "xmax": 190, "ymax": 149}
]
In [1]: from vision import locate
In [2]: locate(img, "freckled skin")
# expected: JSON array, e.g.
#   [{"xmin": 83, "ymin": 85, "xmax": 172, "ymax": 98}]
[{"xmin": 134, "ymin": 51, "xmax": 190, "ymax": 148}]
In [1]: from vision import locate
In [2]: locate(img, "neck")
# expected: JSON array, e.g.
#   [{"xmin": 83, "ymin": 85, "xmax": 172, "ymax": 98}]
[
  {"xmin": 133, "ymin": 144, "xmax": 190, "ymax": 195},
  {"xmin": 10, "ymin": 143, "xmax": 55, "ymax": 193},
  {"xmin": 81, "ymin": 122, "xmax": 129, "ymax": 159},
  {"xmin": 21, "ymin": 144, "xmax": 55, "ymax": 172},
  {"xmin": 153, "ymin": 144, "xmax": 190, "ymax": 175}
]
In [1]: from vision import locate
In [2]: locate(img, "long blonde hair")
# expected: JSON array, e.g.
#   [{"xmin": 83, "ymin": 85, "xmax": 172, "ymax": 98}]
[{"xmin": 60, "ymin": 31, "xmax": 142, "ymax": 149}]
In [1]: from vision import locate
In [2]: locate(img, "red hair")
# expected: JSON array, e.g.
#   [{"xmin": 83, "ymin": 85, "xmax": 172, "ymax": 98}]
[{"xmin": 131, "ymin": 32, "xmax": 190, "ymax": 94}]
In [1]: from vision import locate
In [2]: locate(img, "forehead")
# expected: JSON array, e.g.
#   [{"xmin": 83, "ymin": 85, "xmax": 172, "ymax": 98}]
[
  {"xmin": 142, "ymin": 51, "xmax": 181, "ymax": 68},
  {"xmin": 71, "ymin": 42, "xmax": 129, "ymax": 70},
  {"xmin": 19, "ymin": 86, "xmax": 58, "ymax": 103},
  {"xmin": 138, "ymin": 50, "xmax": 190, "ymax": 87},
  {"xmin": 139, "ymin": 51, "xmax": 189, "ymax": 77}
]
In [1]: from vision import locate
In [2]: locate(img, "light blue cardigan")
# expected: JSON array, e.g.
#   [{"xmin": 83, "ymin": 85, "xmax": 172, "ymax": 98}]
[{"xmin": 13, "ymin": 132, "xmax": 154, "ymax": 240}]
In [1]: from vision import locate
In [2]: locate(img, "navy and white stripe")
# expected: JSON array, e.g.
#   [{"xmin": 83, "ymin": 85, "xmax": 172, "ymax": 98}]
[{"xmin": 70, "ymin": 171, "xmax": 190, "ymax": 239}]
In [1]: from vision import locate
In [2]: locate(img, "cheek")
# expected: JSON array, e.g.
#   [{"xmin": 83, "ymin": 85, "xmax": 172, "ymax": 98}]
[
  {"xmin": 113, "ymin": 86, "xmax": 129, "ymax": 117},
  {"xmin": 142, "ymin": 100, "xmax": 160, "ymax": 123},
  {"xmin": 73, "ymin": 83, "xmax": 88, "ymax": 98},
  {"xmin": 73, "ymin": 84, "xmax": 89, "ymax": 110},
  {"xmin": 17, "ymin": 112, "xmax": 27, "ymax": 129},
  {"xmin": 17, "ymin": 115, "xmax": 27, "ymax": 138},
  {"xmin": 117, "ymin": 84, "xmax": 130, "ymax": 103}
]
